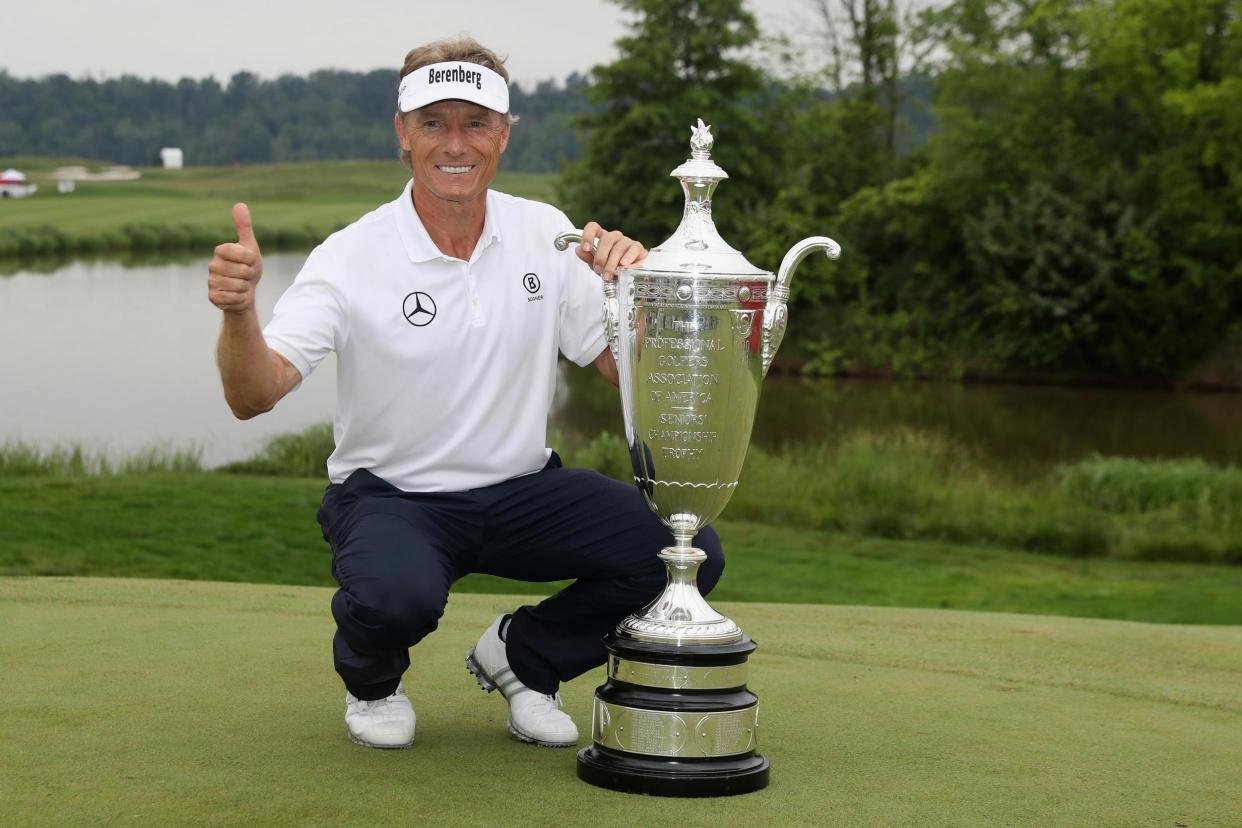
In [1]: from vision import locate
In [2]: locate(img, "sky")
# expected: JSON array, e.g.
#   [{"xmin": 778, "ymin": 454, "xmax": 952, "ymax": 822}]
[{"xmin": 3, "ymin": 0, "xmax": 815, "ymax": 88}]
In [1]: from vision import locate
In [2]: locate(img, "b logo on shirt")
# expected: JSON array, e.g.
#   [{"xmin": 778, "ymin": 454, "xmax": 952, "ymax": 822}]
[
  {"xmin": 522, "ymin": 273, "xmax": 541, "ymax": 294},
  {"xmin": 403, "ymin": 291, "xmax": 437, "ymax": 327}
]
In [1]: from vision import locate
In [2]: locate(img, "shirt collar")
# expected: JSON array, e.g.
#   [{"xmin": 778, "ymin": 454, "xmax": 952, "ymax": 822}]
[{"xmin": 395, "ymin": 180, "xmax": 503, "ymax": 264}]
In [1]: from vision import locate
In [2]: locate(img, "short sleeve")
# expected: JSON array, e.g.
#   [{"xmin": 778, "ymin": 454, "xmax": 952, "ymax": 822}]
[
  {"xmin": 555, "ymin": 215, "xmax": 608, "ymax": 367},
  {"xmin": 262, "ymin": 244, "xmax": 347, "ymax": 382}
]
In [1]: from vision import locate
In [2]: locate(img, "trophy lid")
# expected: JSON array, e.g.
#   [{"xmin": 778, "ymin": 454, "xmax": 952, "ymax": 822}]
[{"xmin": 638, "ymin": 119, "xmax": 768, "ymax": 278}]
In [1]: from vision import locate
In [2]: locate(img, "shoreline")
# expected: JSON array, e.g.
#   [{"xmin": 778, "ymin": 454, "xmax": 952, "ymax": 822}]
[{"xmin": 6, "ymin": 245, "xmax": 1239, "ymax": 392}]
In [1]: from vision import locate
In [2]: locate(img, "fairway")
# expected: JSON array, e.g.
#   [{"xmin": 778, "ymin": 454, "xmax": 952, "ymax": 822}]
[
  {"xmin": 0, "ymin": 159, "xmax": 559, "ymax": 258},
  {"xmin": 2, "ymin": 578, "xmax": 1239, "ymax": 826}
]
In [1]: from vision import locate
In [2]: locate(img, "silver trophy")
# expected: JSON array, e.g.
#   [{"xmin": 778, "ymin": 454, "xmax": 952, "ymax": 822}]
[{"xmin": 555, "ymin": 119, "xmax": 840, "ymax": 797}]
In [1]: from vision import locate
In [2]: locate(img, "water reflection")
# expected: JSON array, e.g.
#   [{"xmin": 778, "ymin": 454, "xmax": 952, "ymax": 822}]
[
  {"xmin": 3, "ymin": 254, "xmax": 1241, "ymax": 476},
  {"xmin": 554, "ymin": 365, "xmax": 1242, "ymax": 478},
  {"xmin": 0, "ymin": 252, "xmax": 336, "ymax": 468}
]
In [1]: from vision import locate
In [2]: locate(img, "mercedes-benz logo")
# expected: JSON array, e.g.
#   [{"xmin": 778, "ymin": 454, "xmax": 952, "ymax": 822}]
[
  {"xmin": 522, "ymin": 272, "xmax": 541, "ymax": 294},
  {"xmin": 403, "ymin": 291, "xmax": 437, "ymax": 327}
]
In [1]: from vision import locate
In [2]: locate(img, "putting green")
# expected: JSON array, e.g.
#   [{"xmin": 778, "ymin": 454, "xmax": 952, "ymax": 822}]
[{"xmin": 2, "ymin": 578, "xmax": 1239, "ymax": 826}]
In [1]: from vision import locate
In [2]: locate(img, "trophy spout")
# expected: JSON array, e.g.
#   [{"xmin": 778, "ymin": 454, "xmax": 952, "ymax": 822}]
[
  {"xmin": 762, "ymin": 236, "xmax": 842, "ymax": 376},
  {"xmin": 776, "ymin": 236, "xmax": 842, "ymax": 288}
]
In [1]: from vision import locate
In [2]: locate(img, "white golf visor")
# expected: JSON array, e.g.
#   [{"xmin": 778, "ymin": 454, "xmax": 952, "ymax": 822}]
[{"xmin": 398, "ymin": 61, "xmax": 510, "ymax": 114}]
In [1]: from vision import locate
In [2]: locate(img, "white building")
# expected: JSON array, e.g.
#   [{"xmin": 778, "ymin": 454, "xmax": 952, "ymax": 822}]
[
  {"xmin": 159, "ymin": 148, "xmax": 184, "ymax": 169},
  {"xmin": 0, "ymin": 168, "xmax": 38, "ymax": 198}
]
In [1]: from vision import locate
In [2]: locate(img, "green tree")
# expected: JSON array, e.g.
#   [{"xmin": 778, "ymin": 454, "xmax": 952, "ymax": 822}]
[
  {"xmin": 771, "ymin": 0, "xmax": 1241, "ymax": 380},
  {"xmin": 743, "ymin": 0, "xmax": 938, "ymax": 374},
  {"xmin": 505, "ymin": 74, "xmax": 596, "ymax": 173},
  {"xmin": 557, "ymin": 0, "xmax": 782, "ymax": 247},
  {"xmin": 0, "ymin": 69, "xmax": 590, "ymax": 171},
  {"xmin": 923, "ymin": 0, "xmax": 1242, "ymax": 376},
  {"xmin": 966, "ymin": 166, "xmax": 1170, "ymax": 373}
]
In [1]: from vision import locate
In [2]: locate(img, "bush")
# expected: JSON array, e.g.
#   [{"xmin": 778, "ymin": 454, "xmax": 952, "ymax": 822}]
[
  {"xmin": 218, "ymin": 423, "xmax": 335, "ymax": 477},
  {"xmin": 1130, "ymin": 534, "xmax": 1220, "ymax": 565},
  {"xmin": 269, "ymin": 226, "xmax": 313, "ymax": 248},
  {"xmin": 74, "ymin": 234, "xmax": 104, "ymax": 253},
  {"xmin": 10, "ymin": 226, "xmax": 70, "ymax": 256},
  {"xmin": 1016, "ymin": 512, "xmax": 1112, "ymax": 559},
  {"xmin": 564, "ymin": 431, "xmax": 632, "ymax": 482},
  {"xmin": 100, "ymin": 230, "xmax": 129, "ymax": 251},
  {"xmin": 1055, "ymin": 456, "xmax": 1242, "ymax": 513},
  {"xmin": 122, "ymin": 224, "xmax": 160, "ymax": 250},
  {"xmin": 156, "ymin": 224, "xmax": 191, "ymax": 250}
]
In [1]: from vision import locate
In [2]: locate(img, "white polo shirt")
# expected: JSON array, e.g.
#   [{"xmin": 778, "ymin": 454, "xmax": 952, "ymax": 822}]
[{"xmin": 263, "ymin": 181, "xmax": 607, "ymax": 492}]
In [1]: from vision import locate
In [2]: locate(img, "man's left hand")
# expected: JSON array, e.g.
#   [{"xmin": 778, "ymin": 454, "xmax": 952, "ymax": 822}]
[{"xmin": 578, "ymin": 222, "xmax": 646, "ymax": 281}]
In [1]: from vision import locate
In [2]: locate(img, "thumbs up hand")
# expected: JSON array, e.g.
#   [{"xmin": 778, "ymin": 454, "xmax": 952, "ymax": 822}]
[{"xmin": 208, "ymin": 203, "xmax": 265, "ymax": 314}]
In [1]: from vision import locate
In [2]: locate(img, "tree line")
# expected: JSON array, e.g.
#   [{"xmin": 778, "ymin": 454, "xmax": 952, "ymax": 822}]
[
  {"xmin": 0, "ymin": 69, "xmax": 593, "ymax": 172},
  {"xmin": 560, "ymin": 0, "xmax": 1242, "ymax": 383},
  {"xmin": 3, "ymin": 0, "xmax": 1237, "ymax": 383}
]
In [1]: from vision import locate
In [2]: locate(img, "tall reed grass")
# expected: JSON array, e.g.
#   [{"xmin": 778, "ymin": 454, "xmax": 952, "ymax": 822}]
[
  {"xmin": 0, "ymin": 222, "xmax": 333, "ymax": 259},
  {"xmin": 557, "ymin": 429, "xmax": 1242, "ymax": 565},
  {"xmin": 11, "ymin": 425, "xmax": 1242, "ymax": 565},
  {"xmin": 216, "ymin": 423, "xmax": 335, "ymax": 478},
  {"xmin": 0, "ymin": 441, "xmax": 202, "ymax": 476}
]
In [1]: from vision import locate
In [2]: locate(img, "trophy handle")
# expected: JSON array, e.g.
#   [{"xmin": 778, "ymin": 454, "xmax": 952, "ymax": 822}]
[
  {"xmin": 762, "ymin": 236, "xmax": 842, "ymax": 376},
  {"xmin": 554, "ymin": 230, "xmax": 620, "ymax": 361}
]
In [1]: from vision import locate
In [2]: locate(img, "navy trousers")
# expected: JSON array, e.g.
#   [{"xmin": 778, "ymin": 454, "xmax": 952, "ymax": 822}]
[{"xmin": 316, "ymin": 453, "xmax": 725, "ymax": 701}]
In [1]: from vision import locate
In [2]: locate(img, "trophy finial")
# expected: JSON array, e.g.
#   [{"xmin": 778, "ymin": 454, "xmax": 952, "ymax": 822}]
[{"xmin": 690, "ymin": 118, "xmax": 713, "ymax": 159}]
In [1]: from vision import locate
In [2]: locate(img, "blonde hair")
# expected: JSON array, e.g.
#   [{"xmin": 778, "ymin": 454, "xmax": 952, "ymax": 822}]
[{"xmin": 397, "ymin": 36, "xmax": 518, "ymax": 169}]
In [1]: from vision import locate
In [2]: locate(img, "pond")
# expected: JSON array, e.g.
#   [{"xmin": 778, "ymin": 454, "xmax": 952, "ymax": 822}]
[{"xmin": 4, "ymin": 253, "xmax": 1242, "ymax": 475}]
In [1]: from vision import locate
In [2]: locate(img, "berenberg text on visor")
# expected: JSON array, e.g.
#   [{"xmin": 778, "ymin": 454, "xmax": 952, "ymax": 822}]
[{"xmin": 427, "ymin": 66, "xmax": 483, "ymax": 90}]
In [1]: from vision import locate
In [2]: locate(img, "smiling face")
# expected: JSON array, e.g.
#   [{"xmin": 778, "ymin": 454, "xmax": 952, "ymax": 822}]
[{"xmin": 394, "ymin": 101, "xmax": 510, "ymax": 208}]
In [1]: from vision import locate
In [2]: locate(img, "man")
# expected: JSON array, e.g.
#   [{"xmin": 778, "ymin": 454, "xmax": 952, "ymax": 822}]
[{"xmin": 207, "ymin": 37, "xmax": 724, "ymax": 751}]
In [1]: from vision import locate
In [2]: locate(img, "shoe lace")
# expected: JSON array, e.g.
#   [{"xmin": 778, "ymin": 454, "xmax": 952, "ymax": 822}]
[{"xmin": 354, "ymin": 690, "xmax": 402, "ymax": 713}]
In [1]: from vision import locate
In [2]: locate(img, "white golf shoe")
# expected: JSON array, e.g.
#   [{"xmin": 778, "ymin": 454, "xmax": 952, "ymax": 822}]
[
  {"xmin": 345, "ymin": 682, "xmax": 415, "ymax": 749},
  {"xmin": 465, "ymin": 615, "xmax": 579, "ymax": 747}
]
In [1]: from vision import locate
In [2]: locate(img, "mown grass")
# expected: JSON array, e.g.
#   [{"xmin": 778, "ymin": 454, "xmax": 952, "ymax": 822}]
[
  {"xmin": 6, "ymin": 580, "xmax": 1240, "ymax": 826},
  {"xmin": 0, "ymin": 157, "xmax": 557, "ymax": 259}
]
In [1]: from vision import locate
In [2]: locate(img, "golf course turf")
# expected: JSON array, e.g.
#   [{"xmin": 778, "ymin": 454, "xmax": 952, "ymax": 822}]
[{"xmin": 3, "ymin": 577, "xmax": 1239, "ymax": 825}]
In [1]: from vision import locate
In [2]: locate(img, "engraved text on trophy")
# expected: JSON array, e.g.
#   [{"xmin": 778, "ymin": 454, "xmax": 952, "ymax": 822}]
[{"xmin": 639, "ymin": 308, "xmax": 725, "ymax": 464}]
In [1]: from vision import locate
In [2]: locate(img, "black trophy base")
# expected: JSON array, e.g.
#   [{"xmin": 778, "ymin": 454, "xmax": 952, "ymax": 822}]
[
  {"xmin": 577, "ymin": 745, "xmax": 769, "ymax": 798},
  {"xmin": 577, "ymin": 633, "xmax": 770, "ymax": 797}
]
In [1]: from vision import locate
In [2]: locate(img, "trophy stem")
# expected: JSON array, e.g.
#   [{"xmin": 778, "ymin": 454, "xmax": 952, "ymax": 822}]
[
  {"xmin": 615, "ymin": 541, "xmax": 743, "ymax": 646},
  {"xmin": 669, "ymin": 527, "xmax": 696, "ymax": 550}
]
